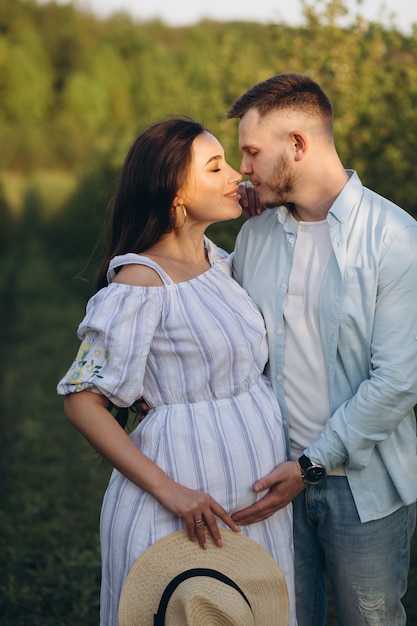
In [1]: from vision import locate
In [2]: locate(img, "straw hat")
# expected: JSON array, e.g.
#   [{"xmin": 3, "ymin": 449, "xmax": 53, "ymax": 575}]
[{"xmin": 118, "ymin": 528, "xmax": 289, "ymax": 626}]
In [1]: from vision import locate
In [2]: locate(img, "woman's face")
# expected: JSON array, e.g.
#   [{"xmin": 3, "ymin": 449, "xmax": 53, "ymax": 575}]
[{"xmin": 180, "ymin": 131, "xmax": 243, "ymax": 226}]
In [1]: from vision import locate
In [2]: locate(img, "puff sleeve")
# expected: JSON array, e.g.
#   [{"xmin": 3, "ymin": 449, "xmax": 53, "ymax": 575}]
[{"xmin": 57, "ymin": 284, "xmax": 161, "ymax": 407}]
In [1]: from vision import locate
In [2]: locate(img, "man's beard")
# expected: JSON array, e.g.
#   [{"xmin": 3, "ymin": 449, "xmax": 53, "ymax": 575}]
[{"xmin": 261, "ymin": 153, "xmax": 295, "ymax": 208}]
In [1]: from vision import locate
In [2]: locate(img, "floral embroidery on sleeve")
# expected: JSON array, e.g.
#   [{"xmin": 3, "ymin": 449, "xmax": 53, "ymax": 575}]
[{"xmin": 67, "ymin": 341, "xmax": 110, "ymax": 391}]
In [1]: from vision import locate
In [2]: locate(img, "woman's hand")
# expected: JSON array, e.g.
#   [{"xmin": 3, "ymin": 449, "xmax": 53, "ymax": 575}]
[
  {"xmin": 64, "ymin": 391, "xmax": 240, "ymax": 551},
  {"xmin": 239, "ymin": 181, "xmax": 264, "ymax": 217},
  {"xmin": 155, "ymin": 481, "xmax": 241, "ymax": 550}
]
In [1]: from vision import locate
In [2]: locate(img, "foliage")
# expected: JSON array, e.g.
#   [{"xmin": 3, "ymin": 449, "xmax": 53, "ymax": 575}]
[
  {"xmin": 45, "ymin": 160, "xmax": 119, "ymax": 300},
  {"xmin": 0, "ymin": 183, "xmax": 15, "ymax": 256},
  {"xmin": 0, "ymin": 0, "xmax": 416, "ymax": 216},
  {"xmin": 0, "ymin": 1, "xmax": 416, "ymax": 624}
]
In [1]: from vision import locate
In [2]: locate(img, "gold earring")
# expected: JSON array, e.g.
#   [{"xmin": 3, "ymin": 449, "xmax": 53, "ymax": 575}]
[{"xmin": 173, "ymin": 204, "xmax": 187, "ymax": 229}]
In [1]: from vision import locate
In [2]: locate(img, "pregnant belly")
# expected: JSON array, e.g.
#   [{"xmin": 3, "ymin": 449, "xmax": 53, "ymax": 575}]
[{"xmin": 131, "ymin": 401, "xmax": 283, "ymax": 514}]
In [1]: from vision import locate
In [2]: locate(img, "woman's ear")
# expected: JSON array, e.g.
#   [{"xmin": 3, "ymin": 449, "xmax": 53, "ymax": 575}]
[{"xmin": 172, "ymin": 191, "xmax": 187, "ymax": 209}]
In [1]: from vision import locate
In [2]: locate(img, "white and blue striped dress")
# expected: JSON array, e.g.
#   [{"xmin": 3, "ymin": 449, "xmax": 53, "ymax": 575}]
[{"xmin": 57, "ymin": 238, "xmax": 296, "ymax": 626}]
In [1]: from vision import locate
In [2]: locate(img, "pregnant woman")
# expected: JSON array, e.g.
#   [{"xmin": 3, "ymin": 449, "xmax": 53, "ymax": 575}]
[{"xmin": 57, "ymin": 117, "xmax": 296, "ymax": 626}]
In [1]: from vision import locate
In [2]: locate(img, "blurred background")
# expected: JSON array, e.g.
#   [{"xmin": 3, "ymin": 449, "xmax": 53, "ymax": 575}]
[{"xmin": 0, "ymin": 0, "xmax": 416, "ymax": 623}]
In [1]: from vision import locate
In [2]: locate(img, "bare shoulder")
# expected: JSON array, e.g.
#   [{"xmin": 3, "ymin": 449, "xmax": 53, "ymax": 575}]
[{"xmin": 112, "ymin": 263, "xmax": 164, "ymax": 287}]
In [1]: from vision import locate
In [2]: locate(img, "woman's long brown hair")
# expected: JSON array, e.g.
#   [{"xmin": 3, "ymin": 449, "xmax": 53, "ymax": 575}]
[{"xmin": 95, "ymin": 117, "xmax": 206, "ymax": 291}]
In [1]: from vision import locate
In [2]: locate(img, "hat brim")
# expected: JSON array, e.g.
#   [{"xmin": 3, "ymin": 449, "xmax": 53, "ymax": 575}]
[{"xmin": 118, "ymin": 528, "xmax": 289, "ymax": 626}]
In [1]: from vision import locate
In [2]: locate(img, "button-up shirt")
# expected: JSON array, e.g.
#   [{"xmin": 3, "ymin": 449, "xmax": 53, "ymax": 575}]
[{"xmin": 233, "ymin": 170, "xmax": 417, "ymax": 522}]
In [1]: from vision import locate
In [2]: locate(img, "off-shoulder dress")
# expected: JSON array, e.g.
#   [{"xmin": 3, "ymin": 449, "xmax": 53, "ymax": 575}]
[{"xmin": 57, "ymin": 238, "xmax": 296, "ymax": 626}]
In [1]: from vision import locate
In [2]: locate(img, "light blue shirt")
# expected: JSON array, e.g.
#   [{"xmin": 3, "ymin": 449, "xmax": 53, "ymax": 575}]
[{"xmin": 233, "ymin": 171, "xmax": 417, "ymax": 522}]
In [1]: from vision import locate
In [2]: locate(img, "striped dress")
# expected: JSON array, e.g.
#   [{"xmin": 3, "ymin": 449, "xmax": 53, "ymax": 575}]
[{"xmin": 57, "ymin": 238, "xmax": 296, "ymax": 626}]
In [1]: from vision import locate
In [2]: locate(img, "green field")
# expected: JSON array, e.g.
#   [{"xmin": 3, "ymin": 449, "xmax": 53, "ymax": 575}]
[
  {"xmin": 0, "ymin": 216, "xmax": 416, "ymax": 625},
  {"xmin": 0, "ymin": 227, "xmax": 111, "ymax": 624},
  {"xmin": 1, "ymin": 1, "xmax": 417, "ymax": 621}
]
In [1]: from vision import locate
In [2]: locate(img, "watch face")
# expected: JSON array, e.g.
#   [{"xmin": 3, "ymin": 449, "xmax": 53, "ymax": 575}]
[{"xmin": 305, "ymin": 465, "xmax": 326, "ymax": 484}]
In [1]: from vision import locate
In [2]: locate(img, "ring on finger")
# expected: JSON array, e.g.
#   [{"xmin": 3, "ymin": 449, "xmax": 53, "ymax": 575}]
[{"xmin": 194, "ymin": 519, "xmax": 204, "ymax": 525}]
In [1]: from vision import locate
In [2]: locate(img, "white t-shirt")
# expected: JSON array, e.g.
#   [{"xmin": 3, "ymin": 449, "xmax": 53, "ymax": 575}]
[{"xmin": 284, "ymin": 215, "xmax": 332, "ymax": 460}]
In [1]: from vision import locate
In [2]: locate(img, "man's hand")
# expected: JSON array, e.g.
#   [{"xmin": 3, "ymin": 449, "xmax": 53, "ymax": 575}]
[
  {"xmin": 231, "ymin": 461, "xmax": 305, "ymax": 525},
  {"xmin": 239, "ymin": 181, "xmax": 264, "ymax": 217},
  {"xmin": 133, "ymin": 397, "xmax": 150, "ymax": 419}
]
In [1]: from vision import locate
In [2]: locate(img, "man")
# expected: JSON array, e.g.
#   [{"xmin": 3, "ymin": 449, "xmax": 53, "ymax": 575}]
[{"xmin": 227, "ymin": 73, "xmax": 417, "ymax": 626}]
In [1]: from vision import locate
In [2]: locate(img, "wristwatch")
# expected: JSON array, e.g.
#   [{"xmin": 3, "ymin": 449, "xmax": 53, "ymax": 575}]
[{"xmin": 298, "ymin": 454, "xmax": 326, "ymax": 485}]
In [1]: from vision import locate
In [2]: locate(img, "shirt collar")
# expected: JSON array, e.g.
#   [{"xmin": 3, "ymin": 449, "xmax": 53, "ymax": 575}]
[{"xmin": 328, "ymin": 170, "xmax": 363, "ymax": 224}]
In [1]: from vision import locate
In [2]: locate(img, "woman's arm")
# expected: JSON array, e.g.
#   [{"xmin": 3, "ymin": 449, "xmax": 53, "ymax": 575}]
[{"xmin": 64, "ymin": 390, "xmax": 240, "ymax": 548}]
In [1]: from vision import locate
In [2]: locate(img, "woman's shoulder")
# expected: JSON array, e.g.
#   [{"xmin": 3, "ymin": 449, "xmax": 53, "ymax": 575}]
[
  {"xmin": 112, "ymin": 263, "xmax": 164, "ymax": 287},
  {"xmin": 107, "ymin": 252, "xmax": 171, "ymax": 286}
]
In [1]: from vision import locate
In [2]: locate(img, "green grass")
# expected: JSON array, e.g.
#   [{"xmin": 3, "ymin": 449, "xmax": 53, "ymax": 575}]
[
  {"xmin": 0, "ymin": 228, "xmax": 111, "ymax": 625},
  {"xmin": 0, "ymin": 221, "xmax": 415, "ymax": 625}
]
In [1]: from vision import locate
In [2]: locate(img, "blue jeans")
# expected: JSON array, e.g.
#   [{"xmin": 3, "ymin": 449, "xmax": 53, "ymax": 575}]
[{"xmin": 293, "ymin": 477, "xmax": 416, "ymax": 626}]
